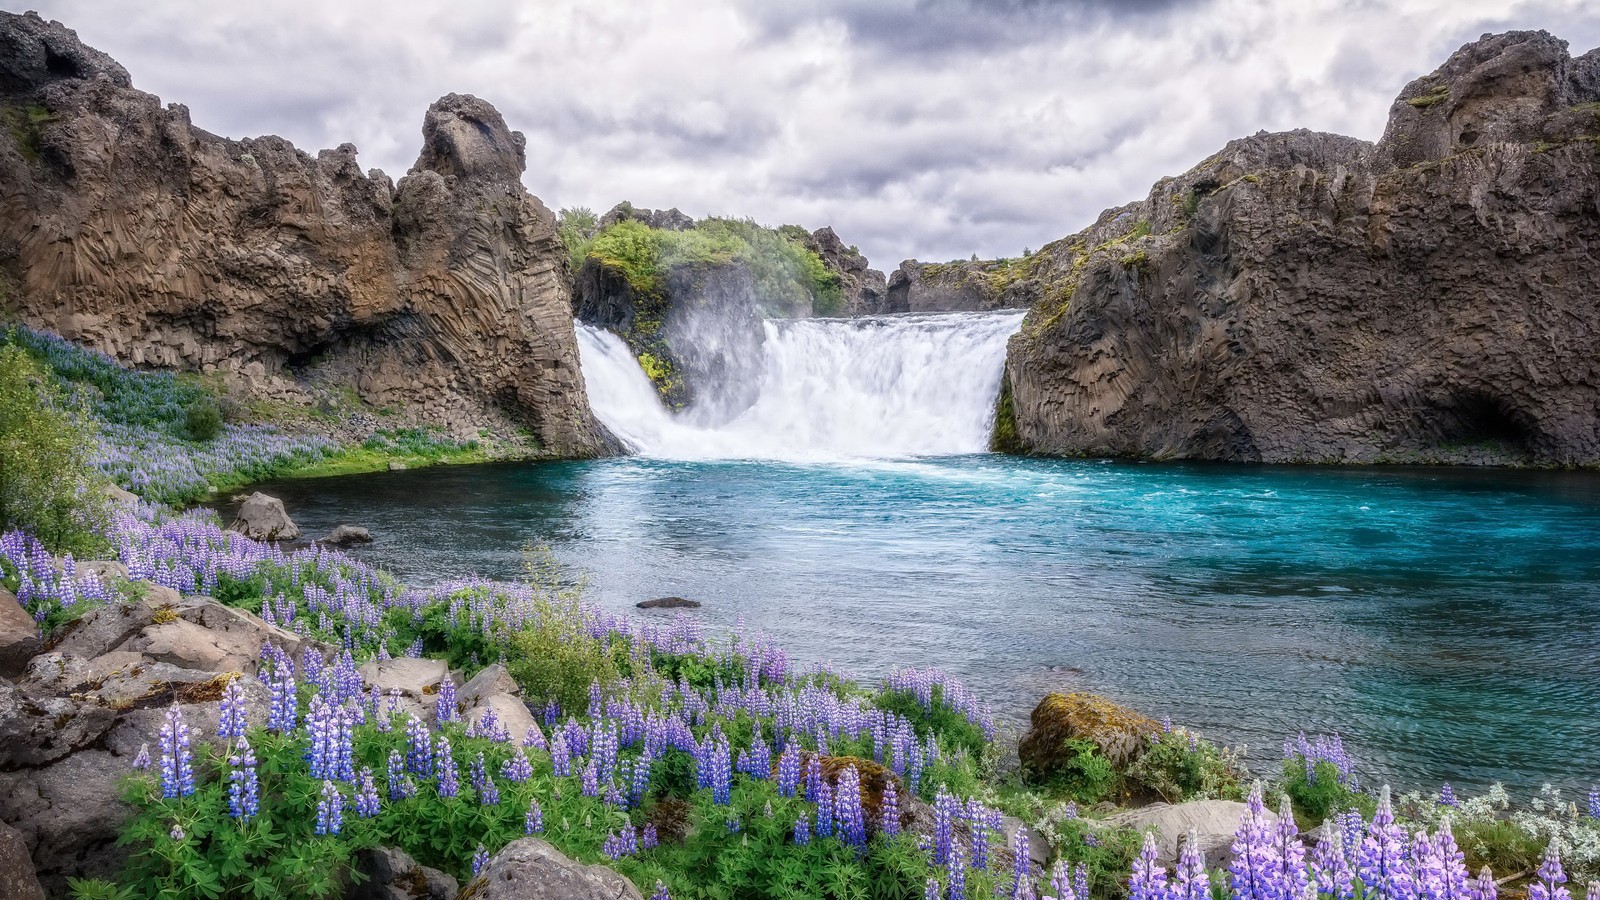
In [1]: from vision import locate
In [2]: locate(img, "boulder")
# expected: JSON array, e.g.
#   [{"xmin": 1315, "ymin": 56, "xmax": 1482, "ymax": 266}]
[
  {"xmin": 103, "ymin": 485, "xmax": 139, "ymax": 508},
  {"xmin": 19, "ymin": 651, "xmax": 95, "ymax": 695},
  {"xmin": 320, "ymin": 524, "xmax": 373, "ymax": 546},
  {"xmin": 50, "ymin": 588, "xmax": 172, "ymax": 659},
  {"xmin": 229, "ymin": 492, "xmax": 300, "ymax": 541},
  {"xmin": 460, "ymin": 663, "xmax": 519, "ymax": 705},
  {"xmin": 1100, "ymin": 799, "xmax": 1269, "ymax": 868},
  {"xmin": 349, "ymin": 846, "xmax": 458, "ymax": 900},
  {"xmin": 636, "ymin": 597, "xmax": 700, "ymax": 610},
  {"xmin": 0, "ymin": 588, "xmax": 41, "ymax": 678},
  {"xmin": 388, "ymin": 461, "xmax": 408, "ymax": 471},
  {"xmin": 1018, "ymin": 692, "xmax": 1159, "ymax": 781},
  {"xmin": 467, "ymin": 694, "xmax": 536, "ymax": 744},
  {"xmin": 360, "ymin": 657, "xmax": 449, "ymax": 698},
  {"xmin": 55, "ymin": 591, "xmax": 318, "ymax": 677},
  {"xmin": 459, "ymin": 837, "xmax": 643, "ymax": 900},
  {"xmin": 0, "ymin": 748, "xmax": 133, "ymax": 889},
  {"xmin": 999, "ymin": 815, "xmax": 1050, "ymax": 869},
  {"xmin": 0, "ymin": 818, "xmax": 44, "ymax": 900},
  {"xmin": 0, "ymin": 680, "xmax": 116, "ymax": 768}
]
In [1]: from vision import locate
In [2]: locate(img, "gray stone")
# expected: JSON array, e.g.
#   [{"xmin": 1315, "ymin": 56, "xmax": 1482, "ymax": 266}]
[
  {"xmin": 79, "ymin": 559, "xmax": 130, "ymax": 581},
  {"xmin": 460, "ymin": 663, "xmax": 519, "ymax": 705},
  {"xmin": 0, "ymin": 749, "xmax": 133, "ymax": 892},
  {"xmin": 19, "ymin": 651, "xmax": 95, "ymax": 695},
  {"xmin": 229, "ymin": 492, "xmax": 300, "ymax": 541},
  {"xmin": 320, "ymin": 524, "xmax": 373, "ymax": 546},
  {"xmin": 635, "ymin": 597, "xmax": 700, "ymax": 610},
  {"xmin": 467, "ymin": 694, "xmax": 536, "ymax": 744},
  {"xmin": 0, "ymin": 680, "xmax": 116, "ymax": 768},
  {"xmin": 1100, "ymin": 799, "xmax": 1273, "ymax": 868},
  {"xmin": 350, "ymin": 845, "xmax": 457, "ymax": 900},
  {"xmin": 0, "ymin": 588, "xmax": 41, "ymax": 679},
  {"xmin": 360, "ymin": 657, "xmax": 448, "ymax": 698},
  {"xmin": 103, "ymin": 484, "xmax": 139, "ymax": 508},
  {"xmin": 51, "ymin": 588, "xmax": 172, "ymax": 659},
  {"xmin": 999, "ymin": 815, "xmax": 1049, "ymax": 869},
  {"xmin": 0, "ymin": 818, "xmax": 44, "ymax": 900},
  {"xmin": 388, "ymin": 461, "xmax": 408, "ymax": 471},
  {"xmin": 460, "ymin": 837, "xmax": 644, "ymax": 900}
]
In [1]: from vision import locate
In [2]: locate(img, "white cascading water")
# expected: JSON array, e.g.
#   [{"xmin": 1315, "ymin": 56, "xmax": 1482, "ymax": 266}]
[{"xmin": 575, "ymin": 310, "xmax": 1026, "ymax": 460}]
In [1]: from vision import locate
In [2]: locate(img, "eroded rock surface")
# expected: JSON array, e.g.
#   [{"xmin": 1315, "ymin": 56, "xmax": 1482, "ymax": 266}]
[
  {"xmin": 460, "ymin": 838, "xmax": 644, "ymax": 900},
  {"xmin": 1002, "ymin": 30, "xmax": 1600, "ymax": 465},
  {"xmin": 0, "ymin": 11, "xmax": 608, "ymax": 456}
]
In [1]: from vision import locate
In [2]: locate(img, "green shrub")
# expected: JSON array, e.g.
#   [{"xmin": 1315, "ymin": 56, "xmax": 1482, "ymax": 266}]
[
  {"xmin": 1125, "ymin": 730, "xmax": 1243, "ymax": 802},
  {"xmin": 0, "ymin": 344, "xmax": 109, "ymax": 553},
  {"xmin": 1041, "ymin": 738, "xmax": 1119, "ymax": 804},
  {"xmin": 1282, "ymin": 758, "xmax": 1370, "ymax": 822},
  {"xmin": 557, "ymin": 206, "xmax": 599, "ymax": 273},
  {"xmin": 183, "ymin": 398, "xmax": 223, "ymax": 441}
]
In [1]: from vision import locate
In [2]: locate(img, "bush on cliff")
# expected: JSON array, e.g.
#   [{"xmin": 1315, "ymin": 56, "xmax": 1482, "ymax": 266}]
[{"xmin": 0, "ymin": 343, "xmax": 108, "ymax": 554}]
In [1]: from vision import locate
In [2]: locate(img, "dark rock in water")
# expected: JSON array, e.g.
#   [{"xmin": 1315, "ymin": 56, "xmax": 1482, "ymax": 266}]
[
  {"xmin": 0, "ymin": 588, "xmax": 41, "ymax": 679},
  {"xmin": 350, "ymin": 846, "xmax": 457, "ymax": 900},
  {"xmin": 0, "ymin": 814, "xmax": 45, "ymax": 900},
  {"xmin": 320, "ymin": 524, "xmax": 373, "ymax": 546},
  {"xmin": 636, "ymin": 597, "xmax": 701, "ymax": 609},
  {"xmin": 1002, "ymin": 30, "xmax": 1600, "ymax": 466},
  {"xmin": 460, "ymin": 837, "xmax": 643, "ymax": 900},
  {"xmin": 229, "ymin": 492, "xmax": 300, "ymax": 542}
]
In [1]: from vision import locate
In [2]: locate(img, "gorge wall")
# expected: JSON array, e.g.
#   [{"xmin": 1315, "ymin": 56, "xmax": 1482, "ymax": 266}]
[
  {"xmin": 1001, "ymin": 30, "xmax": 1600, "ymax": 466},
  {"xmin": 0, "ymin": 11, "xmax": 612, "ymax": 457}
]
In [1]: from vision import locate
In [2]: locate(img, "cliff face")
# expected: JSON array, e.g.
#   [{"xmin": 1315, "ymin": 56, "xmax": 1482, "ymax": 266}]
[
  {"xmin": 802, "ymin": 226, "xmax": 887, "ymax": 316},
  {"xmin": 1003, "ymin": 30, "xmax": 1600, "ymax": 465},
  {"xmin": 0, "ymin": 12, "xmax": 611, "ymax": 457},
  {"xmin": 883, "ymin": 259, "xmax": 1033, "ymax": 314}
]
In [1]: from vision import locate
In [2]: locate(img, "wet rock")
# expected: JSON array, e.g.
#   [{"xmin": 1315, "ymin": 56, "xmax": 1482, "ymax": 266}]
[
  {"xmin": 459, "ymin": 837, "xmax": 644, "ymax": 900},
  {"xmin": 360, "ymin": 657, "xmax": 448, "ymax": 698},
  {"xmin": 350, "ymin": 846, "xmax": 458, "ymax": 900},
  {"xmin": 0, "ymin": 588, "xmax": 41, "ymax": 678},
  {"xmin": 1100, "ymin": 800, "xmax": 1271, "ymax": 868},
  {"xmin": 229, "ymin": 492, "xmax": 300, "ymax": 542},
  {"xmin": 0, "ymin": 818, "xmax": 44, "ymax": 900},
  {"xmin": 1018, "ymin": 692, "xmax": 1159, "ymax": 781},
  {"xmin": 320, "ymin": 524, "xmax": 373, "ymax": 546},
  {"xmin": 636, "ymin": 597, "xmax": 700, "ymax": 610}
]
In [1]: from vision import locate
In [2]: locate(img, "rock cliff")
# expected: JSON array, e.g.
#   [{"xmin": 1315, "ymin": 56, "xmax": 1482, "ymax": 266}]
[
  {"xmin": 0, "ymin": 11, "xmax": 611, "ymax": 457},
  {"xmin": 1001, "ymin": 30, "xmax": 1600, "ymax": 465},
  {"xmin": 883, "ymin": 258, "xmax": 1032, "ymax": 314}
]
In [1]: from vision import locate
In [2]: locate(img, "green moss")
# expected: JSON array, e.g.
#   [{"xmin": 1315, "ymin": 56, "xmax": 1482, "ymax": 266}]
[
  {"xmin": 1128, "ymin": 219, "xmax": 1152, "ymax": 240},
  {"xmin": 4, "ymin": 104, "xmax": 56, "ymax": 163},
  {"xmin": 990, "ymin": 373, "xmax": 1025, "ymax": 455},
  {"xmin": 1406, "ymin": 83, "xmax": 1450, "ymax": 109}
]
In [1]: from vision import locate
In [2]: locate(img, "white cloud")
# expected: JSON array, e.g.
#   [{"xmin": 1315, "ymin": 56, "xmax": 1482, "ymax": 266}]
[{"xmin": 22, "ymin": 0, "xmax": 1600, "ymax": 266}]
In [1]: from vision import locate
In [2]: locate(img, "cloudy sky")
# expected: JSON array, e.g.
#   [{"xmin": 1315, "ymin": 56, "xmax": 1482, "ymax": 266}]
[{"xmin": 24, "ymin": 0, "xmax": 1600, "ymax": 267}]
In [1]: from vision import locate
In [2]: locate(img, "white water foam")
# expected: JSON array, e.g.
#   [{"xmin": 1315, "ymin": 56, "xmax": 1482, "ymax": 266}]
[{"xmin": 575, "ymin": 311, "xmax": 1026, "ymax": 460}]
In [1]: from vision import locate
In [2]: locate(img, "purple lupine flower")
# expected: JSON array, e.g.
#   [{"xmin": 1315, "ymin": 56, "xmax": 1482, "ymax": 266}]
[
  {"xmin": 777, "ymin": 745, "xmax": 800, "ymax": 797},
  {"xmin": 387, "ymin": 751, "xmax": 410, "ymax": 801},
  {"xmin": 1314, "ymin": 818, "xmax": 1356, "ymax": 900},
  {"xmin": 523, "ymin": 723, "xmax": 547, "ymax": 751},
  {"xmin": 1588, "ymin": 788, "xmax": 1599, "ymax": 820},
  {"xmin": 131, "ymin": 742, "xmax": 151, "ymax": 772},
  {"xmin": 1471, "ymin": 867, "xmax": 1497, "ymax": 900},
  {"xmin": 641, "ymin": 823, "xmax": 659, "ymax": 851},
  {"xmin": 881, "ymin": 780, "xmax": 901, "ymax": 837},
  {"xmin": 1011, "ymin": 828, "xmax": 1037, "ymax": 900},
  {"xmin": 1359, "ymin": 787, "xmax": 1416, "ymax": 900},
  {"xmin": 1275, "ymin": 793, "xmax": 1311, "ymax": 900},
  {"xmin": 948, "ymin": 840, "xmax": 967, "ymax": 900},
  {"xmin": 1530, "ymin": 841, "xmax": 1572, "ymax": 900},
  {"xmin": 1229, "ymin": 783, "xmax": 1282, "ymax": 900},
  {"xmin": 218, "ymin": 678, "xmax": 248, "ymax": 740},
  {"xmin": 1049, "ymin": 861, "xmax": 1077, "ymax": 900},
  {"xmin": 794, "ymin": 814, "xmax": 811, "ymax": 845},
  {"xmin": 315, "ymin": 779, "xmax": 344, "ymax": 836},
  {"xmin": 501, "ymin": 747, "xmax": 534, "ymax": 783},
  {"xmin": 354, "ymin": 767, "xmax": 381, "ymax": 818},
  {"xmin": 267, "ymin": 662, "xmax": 296, "ymax": 733},
  {"xmin": 551, "ymin": 732, "xmax": 572, "ymax": 777},
  {"xmin": 158, "ymin": 703, "xmax": 196, "ymax": 798},
  {"xmin": 1172, "ymin": 828, "xmax": 1209, "ymax": 900},
  {"xmin": 933, "ymin": 786, "xmax": 960, "ymax": 866},
  {"xmin": 1586, "ymin": 883, "xmax": 1599, "ymax": 900},
  {"xmin": 436, "ymin": 736, "xmax": 459, "ymax": 798},
  {"xmin": 711, "ymin": 739, "xmax": 732, "ymax": 806},
  {"xmin": 1073, "ymin": 862, "xmax": 1089, "ymax": 900},
  {"xmin": 835, "ymin": 765, "xmax": 867, "ymax": 850},
  {"xmin": 1414, "ymin": 830, "xmax": 1447, "ymax": 900},
  {"xmin": 603, "ymin": 825, "xmax": 641, "ymax": 860},
  {"xmin": 926, "ymin": 878, "xmax": 941, "ymax": 900},
  {"xmin": 1430, "ymin": 820, "xmax": 1473, "ymax": 900},
  {"xmin": 815, "ymin": 779, "xmax": 834, "ymax": 837},
  {"xmin": 804, "ymin": 755, "xmax": 823, "ymax": 802},
  {"xmin": 471, "ymin": 845, "xmax": 490, "ymax": 877},
  {"xmin": 1439, "ymin": 784, "xmax": 1458, "ymax": 808},
  {"xmin": 405, "ymin": 715, "xmax": 433, "ymax": 778},
  {"xmin": 652, "ymin": 882, "xmax": 671, "ymax": 900},
  {"xmin": 525, "ymin": 800, "xmax": 544, "ymax": 834},
  {"xmin": 1129, "ymin": 831, "xmax": 1167, "ymax": 900},
  {"xmin": 969, "ymin": 801, "xmax": 992, "ymax": 871},
  {"xmin": 227, "ymin": 737, "xmax": 259, "ymax": 821},
  {"xmin": 581, "ymin": 758, "xmax": 600, "ymax": 797},
  {"xmin": 435, "ymin": 679, "xmax": 457, "ymax": 723}
]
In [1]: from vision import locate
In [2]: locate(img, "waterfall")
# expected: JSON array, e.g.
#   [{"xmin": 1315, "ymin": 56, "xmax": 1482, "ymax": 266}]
[{"xmin": 575, "ymin": 311, "xmax": 1026, "ymax": 460}]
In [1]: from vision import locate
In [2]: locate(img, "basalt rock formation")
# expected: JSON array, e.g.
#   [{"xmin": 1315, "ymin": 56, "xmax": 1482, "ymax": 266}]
[
  {"xmin": 0, "ymin": 11, "xmax": 611, "ymax": 457},
  {"xmin": 884, "ymin": 259, "xmax": 1032, "ymax": 314},
  {"xmin": 1001, "ymin": 30, "xmax": 1600, "ymax": 465},
  {"xmin": 802, "ymin": 226, "xmax": 887, "ymax": 316}
]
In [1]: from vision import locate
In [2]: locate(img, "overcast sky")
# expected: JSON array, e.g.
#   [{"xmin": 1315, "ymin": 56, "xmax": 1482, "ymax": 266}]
[{"xmin": 22, "ymin": 0, "xmax": 1600, "ymax": 267}]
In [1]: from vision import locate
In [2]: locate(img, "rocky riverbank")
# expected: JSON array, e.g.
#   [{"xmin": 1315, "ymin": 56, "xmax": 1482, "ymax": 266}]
[{"xmin": 998, "ymin": 30, "xmax": 1600, "ymax": 466}]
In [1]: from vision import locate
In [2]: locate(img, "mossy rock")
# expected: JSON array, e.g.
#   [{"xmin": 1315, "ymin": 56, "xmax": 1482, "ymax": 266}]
[{"xmin": 1018, "ymin": 692, "xmax": 1159, "ymax": 780}]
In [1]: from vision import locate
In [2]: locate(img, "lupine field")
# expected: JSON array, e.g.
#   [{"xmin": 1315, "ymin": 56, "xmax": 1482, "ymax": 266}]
[{"xmin": 3, "ymin": 328, "xmax": 1600, "ymax": 900}]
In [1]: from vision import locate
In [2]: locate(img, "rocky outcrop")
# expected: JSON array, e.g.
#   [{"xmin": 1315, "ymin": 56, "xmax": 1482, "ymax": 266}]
[
  {"xmin": 0, "ymin": 820, "xmax": 45, "ymax": 900},
  {"xmin": 884, "ymin": 259, "xmax": 1033, "ymax": 314},
  {"xmin": 803, "ymin": 227, "xmax": 887, "ymax": 316},
  {"xmin": 1017, "ymin": 692, "xmax": 1160, "ymax": 781},
  {"xmin": 598, "ymin": 202, "xmax": 694, "ymax": 232},
  {"xmin": 228, "ymin": 492, "xmax": 300, "ymax": 541},
  {"xmin": 0, "ymin": 11, "xmax": 609, "ymax": 456},
  {"xmin": 459, "ymin": 838, "xmax": 644, "ymax": 900},
  {"xmin": 0, "ymin": 588, "xmax": 41, "ymax": 678},
  {"xmin": 350, "ymin": 846, "xmax": 459, "ymax": 900},
  {"xmin": 1002, "ymin": 30, "xmax": 1600, "ymax": 465}
]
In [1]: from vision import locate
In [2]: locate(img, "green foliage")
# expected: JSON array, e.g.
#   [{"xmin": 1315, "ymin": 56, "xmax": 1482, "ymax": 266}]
[
  {"xmin": 1453, "ymin": 817, "xmax": 1548, "ymax": 880},
  {"xmin": 1125, "ymin": 730, "xmax": 1243, "ymax": 803},
  {"xmin": 502, "ymin": 553, "xmax": 624, "ymax": 712},
  {"xmin": 1047, "ymin": 816, "xmax": 1142, "ymax": 898},
  {"xmin": 1129, "ymin": 219, "xmax": 1152, "ymax": 240},
  {"xmin": 67, "ymin": 878, "xmax": 137, "ymax": 900},
  {"xmin": 588, "ymin": 219, "xmax": 667, "ymax": 296},
  {"xmin": 876, "ymin": 687, "xmax": 987, "ymax": 763},
  {"xmin": 1281, "ymin": 758, "xmax": 1370, "ymax": 822},
  {"xmin": 184, "ymin": 398, "xmax": 224, "ymax": 441},
  {"xmin": 989, "ymin": 375, "xmax": 1024, "ymax": 455},
  {"xmin": 361, "ymin": 427, "xmax": 477, "ymax": 461},
  {"xmin": 557, "ymin": 206, "xmax": 600, "ymax": 273},
  {"xmin": 1040, "ymin": 739, "xmax": 1119, "ymax": 804},
  {"xmin": 5, "ymin": 103, "xmax": 56, "ymax": 163},
  {"xmin": 0, "ymin": 344, "xmax": 109, "ymax": 554}
]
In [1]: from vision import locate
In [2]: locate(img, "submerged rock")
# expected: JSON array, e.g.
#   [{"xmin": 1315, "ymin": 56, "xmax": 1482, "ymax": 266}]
[
  {"xmin": 636, "ymin": 597, "xmax": 700, "ymax": 609},
  {"xmin": 320, "ymin": 524, "xmax": 373, "ymax": 546},
  {"xmin": 229, "ymin": 492, "xmax": 300, "ymax": 542},
  {"xmin": 459, "ymin": 837, "xmax": 643, "ymax": 900},
  {"xmin": 1018, "ymin": 692, "xmax": 1159, "ymax": 781}
]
